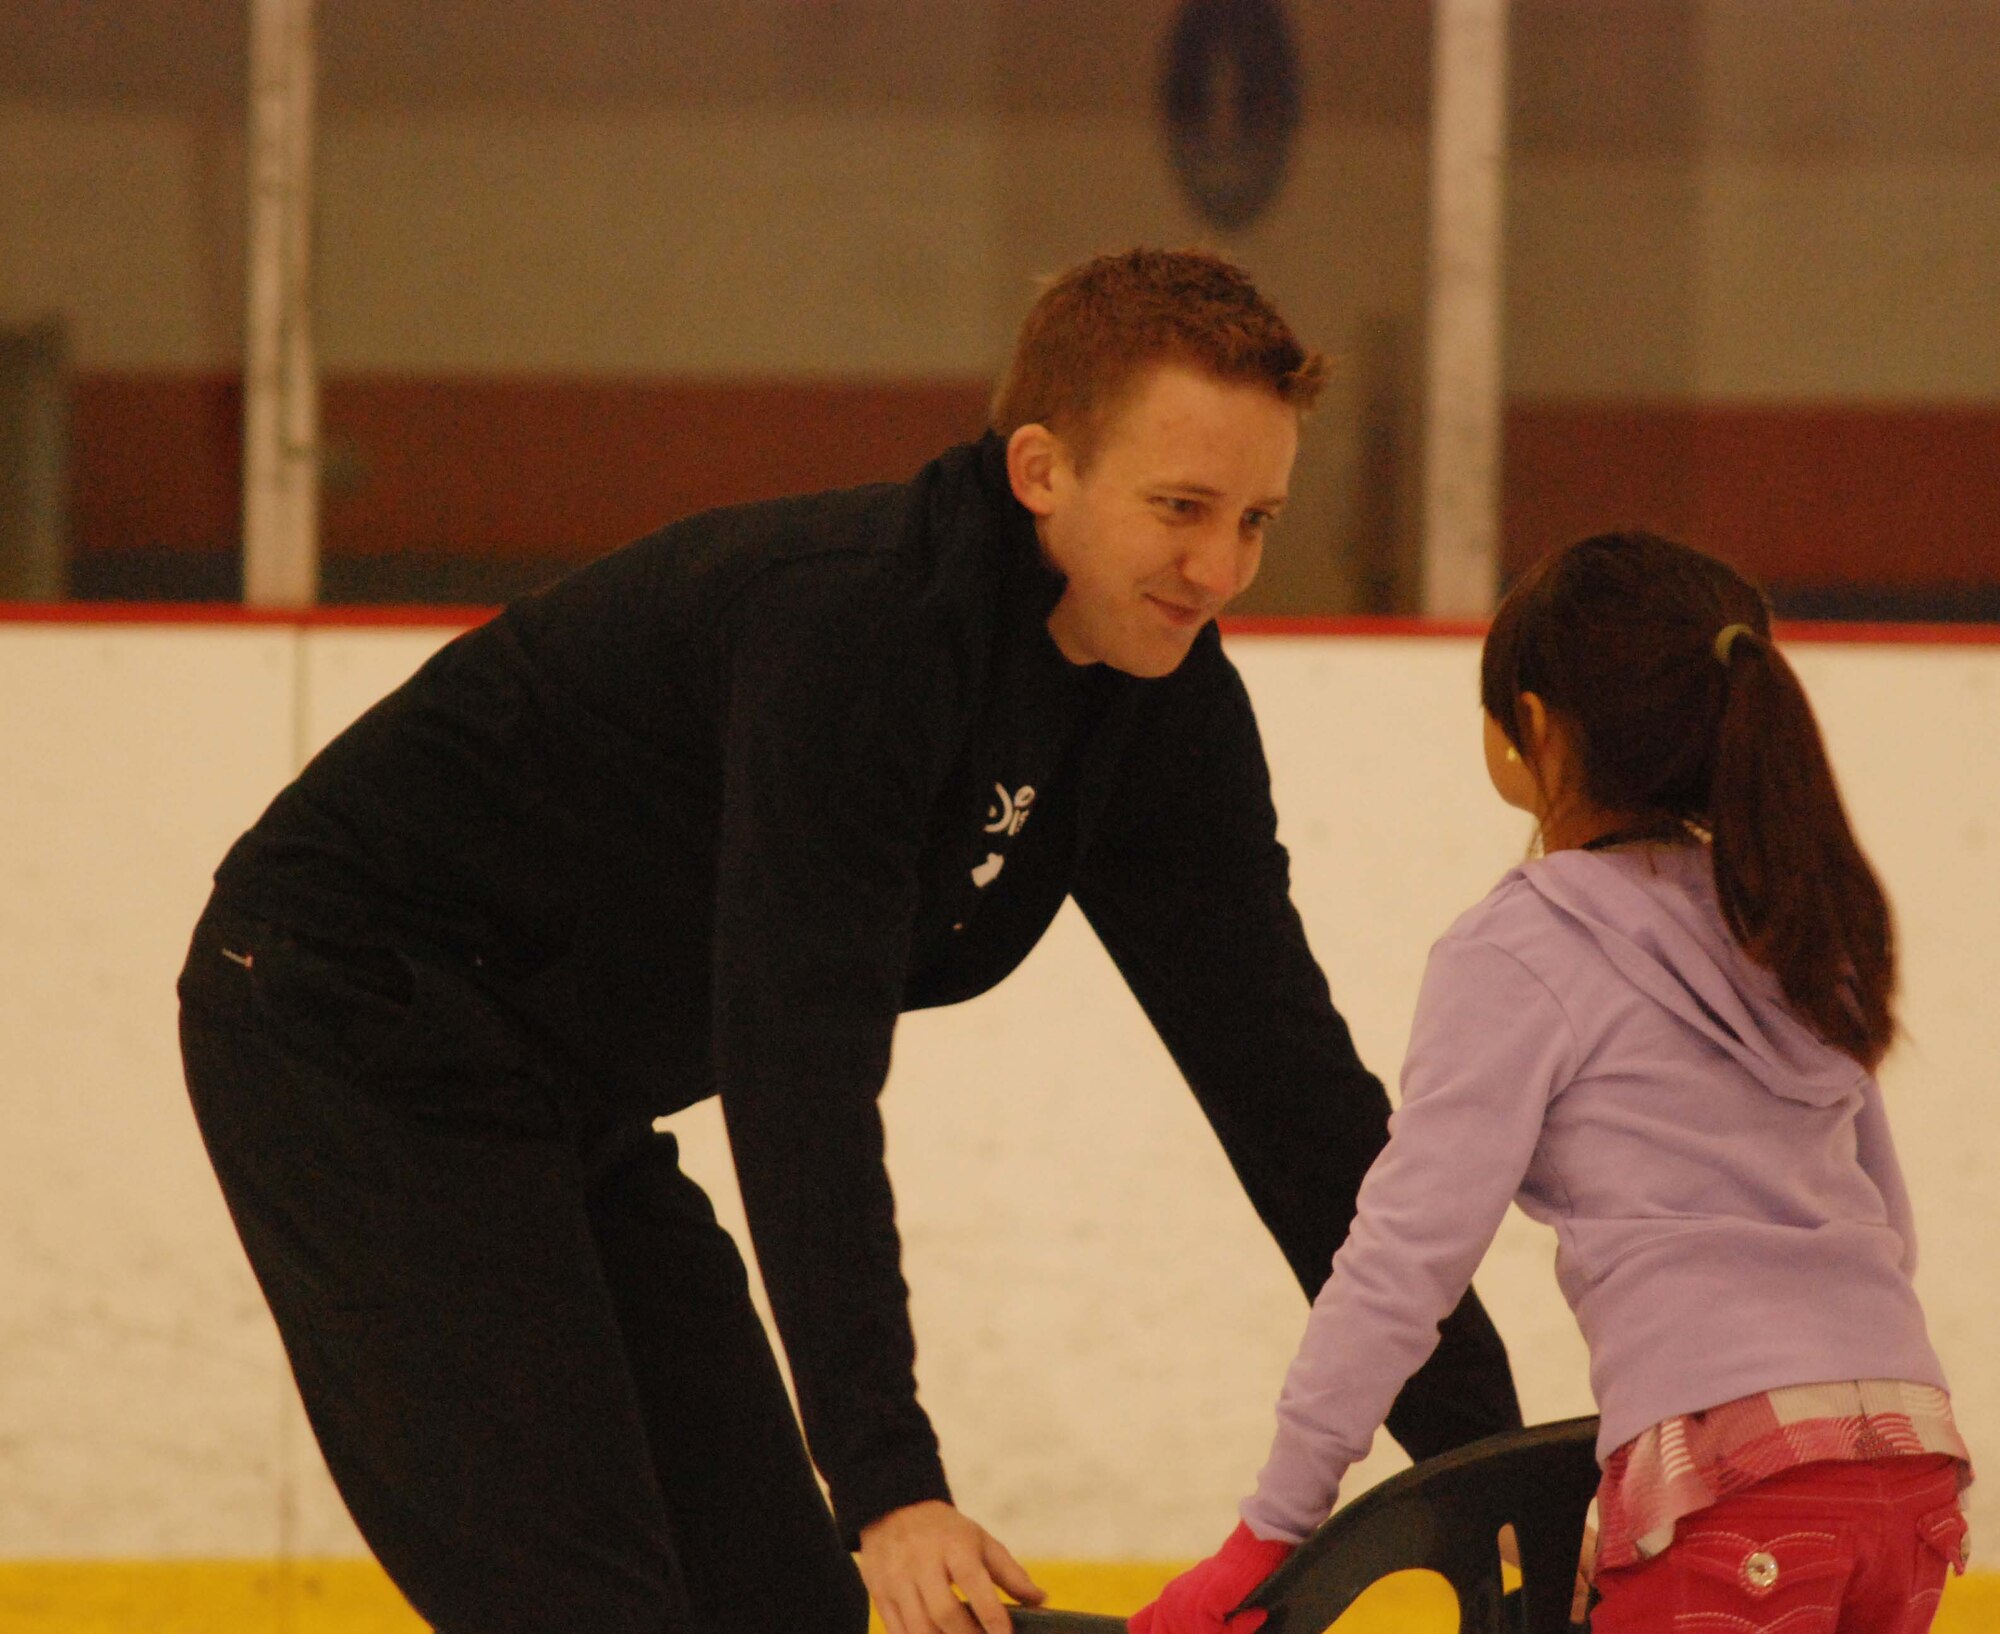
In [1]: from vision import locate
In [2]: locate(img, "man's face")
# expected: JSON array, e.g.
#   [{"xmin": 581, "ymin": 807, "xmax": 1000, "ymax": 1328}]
[{"xmin": 1011, "ymin": 364, "xmax": 1298, "ymax": 678}]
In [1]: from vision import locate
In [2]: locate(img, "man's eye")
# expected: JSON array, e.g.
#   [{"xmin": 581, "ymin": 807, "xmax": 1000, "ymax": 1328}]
[{"xmin": 1156, "ymin": 496, "xmax": 1200, "ymax": 517}]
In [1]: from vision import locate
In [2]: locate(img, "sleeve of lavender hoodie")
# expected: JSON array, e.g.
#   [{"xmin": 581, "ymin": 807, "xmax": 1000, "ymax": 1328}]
[
  {"xmin": 1853, "ymin": 1078, "xmax": 1919, "ymax": 1277},
  {"xmin": 1239, "ymin": 930, "xmax": 1580, "ymax": 1543}
]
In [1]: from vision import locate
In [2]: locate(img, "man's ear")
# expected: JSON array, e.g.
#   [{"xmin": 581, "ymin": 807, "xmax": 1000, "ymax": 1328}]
[{"xmin": 1006, "ymin": 423, "xmax": 1062, "ymax": 518}]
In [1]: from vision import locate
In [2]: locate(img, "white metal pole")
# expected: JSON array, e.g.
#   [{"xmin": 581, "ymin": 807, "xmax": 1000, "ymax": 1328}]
[
  {"xmin": 243, "ymin": 0, "xmax": 320, "ymax": 607},
  {"xmin": 1421, "ymin": 0, "xmax": 1509, "ymax": 617}
]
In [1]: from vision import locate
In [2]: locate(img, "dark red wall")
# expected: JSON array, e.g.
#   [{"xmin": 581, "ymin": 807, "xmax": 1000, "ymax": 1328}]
[
  {"xmin": 67, "ymin": 373, "xmax": 2000, "ymax": 609},
  {"xmin": 1505, "ymin": 400, "xmax": 2000, "ymax": 590},
  {"xmin": 72, "ymin": 373, "xmax": 996, "ymax": 561}
]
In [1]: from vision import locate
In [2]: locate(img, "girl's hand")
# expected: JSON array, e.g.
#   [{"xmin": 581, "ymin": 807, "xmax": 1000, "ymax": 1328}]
[{"xmin": 1129, "ymin": 1521, "xmax": 1295, "ymax": 1634}]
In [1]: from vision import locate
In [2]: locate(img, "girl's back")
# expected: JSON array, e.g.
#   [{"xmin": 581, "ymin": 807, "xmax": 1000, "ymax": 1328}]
[{"xmin": 1437, "ymin": 841, "xmax": 1941, "ymax": 1461}]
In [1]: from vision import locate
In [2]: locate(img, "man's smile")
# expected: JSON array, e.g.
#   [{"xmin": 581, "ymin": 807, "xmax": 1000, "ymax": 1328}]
[{"xmin": 1144, "ymin": 593, "xmax": 1211, "ymax": 628}]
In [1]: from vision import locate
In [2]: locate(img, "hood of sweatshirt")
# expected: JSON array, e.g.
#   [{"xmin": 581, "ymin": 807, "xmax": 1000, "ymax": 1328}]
[{"xmin": 1516, "ymin": 843, "xmax": 1869, "ymax": 1109}]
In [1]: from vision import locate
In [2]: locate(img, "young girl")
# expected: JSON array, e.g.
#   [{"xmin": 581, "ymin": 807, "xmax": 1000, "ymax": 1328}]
[{"xmin": 1134, "ymin": 532, "xmax": 1972, "ymax": 1633}]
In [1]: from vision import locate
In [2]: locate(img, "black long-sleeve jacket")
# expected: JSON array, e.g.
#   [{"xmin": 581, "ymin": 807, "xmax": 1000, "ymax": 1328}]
[{"xmin": 214, "ymin": 434, "xmax": 1522, "ymax": 1542}]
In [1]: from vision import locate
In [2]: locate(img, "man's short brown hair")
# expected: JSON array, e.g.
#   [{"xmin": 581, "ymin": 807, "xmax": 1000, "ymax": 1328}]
[{"xmin": 990, "ymin": 247, "xmax": 1325, "ymax": 468}]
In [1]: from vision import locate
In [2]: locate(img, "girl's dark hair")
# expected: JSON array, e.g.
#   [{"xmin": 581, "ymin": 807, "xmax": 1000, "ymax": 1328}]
[{"xmin": 1481, "ymin": 531, "xmax": 1895, "ymax": 1068}]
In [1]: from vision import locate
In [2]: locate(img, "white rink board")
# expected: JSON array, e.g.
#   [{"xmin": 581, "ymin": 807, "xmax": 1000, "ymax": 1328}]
[
  {"xmin": 0, "ymin": 619, "xmax": 1992, "ymax": 1560},
  {"xmin": 0, "ymin": 626, "xmax": 299, "ymax": 1556}
]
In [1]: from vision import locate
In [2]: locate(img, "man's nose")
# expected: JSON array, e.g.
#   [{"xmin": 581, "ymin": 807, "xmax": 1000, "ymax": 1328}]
[{"xmin": 1181, "ymin": 527, "xmax": 1249, "ymax": 604}]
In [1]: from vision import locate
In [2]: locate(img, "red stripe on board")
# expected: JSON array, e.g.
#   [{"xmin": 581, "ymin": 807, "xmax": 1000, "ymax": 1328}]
[
  {"xmin": 0, "ymin": 601, "xmax": 495, "ymax": 629},
  {"xmin": 7, "ymin": 603, "xmax": 1995, "ymax": 645},
  {"xmin": 1222, "ymin": 614, "xmax": 1491, "ymax": 639},
  {"xmin": 1224, "ymin": 614, "xmax": 2000, "ymax": 645}
]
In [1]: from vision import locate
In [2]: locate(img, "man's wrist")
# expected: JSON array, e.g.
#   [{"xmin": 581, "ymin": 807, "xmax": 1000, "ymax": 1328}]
[{"xmin": 835, "ymin": 1457, "xmax": 955, "ymax": 1551}]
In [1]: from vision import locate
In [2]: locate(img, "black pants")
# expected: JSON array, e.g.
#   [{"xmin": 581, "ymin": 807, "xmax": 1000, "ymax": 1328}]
[{"xmin": 177, "ymin": 898, "xmax": 870, "ymax": 1634}]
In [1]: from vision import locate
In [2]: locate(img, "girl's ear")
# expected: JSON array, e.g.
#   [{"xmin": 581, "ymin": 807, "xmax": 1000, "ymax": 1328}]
[
  {"xmin": 1519, "ymin": 691, "xmax": 1552, "ymax": 763},
  {"xmin": 1520, "ymin": 692, "xmax": 1589, "ymax": 822}
]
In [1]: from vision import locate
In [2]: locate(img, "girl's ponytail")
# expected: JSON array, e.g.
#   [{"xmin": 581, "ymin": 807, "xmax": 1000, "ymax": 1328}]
[{"xmin": 1709, "ymin": 631, "xmax": 1896, "ymax": 1068}]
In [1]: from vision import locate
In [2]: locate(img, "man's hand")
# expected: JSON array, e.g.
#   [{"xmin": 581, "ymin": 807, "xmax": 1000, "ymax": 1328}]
[
  {"xmin": 1575, "ymin": 1518, "xmax": 1598, "ymax": 1621},
  {"xmin": 858, "ymin": 1499, "xmax": 1045, "ymax": 1634},
  {"xmin": 1497, "ymin": 1520, "xmax": 1596, "ymax": 1621}
]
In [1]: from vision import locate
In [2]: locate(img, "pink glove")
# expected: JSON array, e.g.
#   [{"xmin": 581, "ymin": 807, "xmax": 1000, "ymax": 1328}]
[{"xmin": 1129, "ymin": 1521, "xmax": 1295, "ymax": 1634}]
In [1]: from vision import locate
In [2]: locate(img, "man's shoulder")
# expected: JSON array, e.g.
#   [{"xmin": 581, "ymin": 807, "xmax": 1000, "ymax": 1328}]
[
  {"xmin": 640, "ymin": 438, "xmax": 1009, "ymax": 611},
  {"xmin": 622, "ymin": 473, "xmax": 913, "ymax": 580}
]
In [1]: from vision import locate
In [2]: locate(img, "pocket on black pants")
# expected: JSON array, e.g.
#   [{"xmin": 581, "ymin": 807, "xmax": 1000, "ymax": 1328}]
[
  {"xmin": 239, "ymin": 924, "xmax": 559, "ymax": 1138},
  {"xmin": 246, "ymin": 929, "xmax": 418, "ymax": 1082}
]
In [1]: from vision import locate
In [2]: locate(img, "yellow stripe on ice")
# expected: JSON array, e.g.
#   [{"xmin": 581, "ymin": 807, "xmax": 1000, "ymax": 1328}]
[{"xmin": 1, "ymin": 1559, "xmax": 1995, "ymax": 1631}]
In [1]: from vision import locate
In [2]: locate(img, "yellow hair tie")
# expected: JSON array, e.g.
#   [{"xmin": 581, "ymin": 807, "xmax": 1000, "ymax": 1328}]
[{"xmin": 1713, "ymin": 623, "xmax": 1755, "ymax": 665}]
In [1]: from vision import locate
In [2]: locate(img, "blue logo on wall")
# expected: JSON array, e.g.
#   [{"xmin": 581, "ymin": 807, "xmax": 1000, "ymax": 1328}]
[{"xmin": 1161, "ymin": 0, "xmax": 1303, "ymax": 233}]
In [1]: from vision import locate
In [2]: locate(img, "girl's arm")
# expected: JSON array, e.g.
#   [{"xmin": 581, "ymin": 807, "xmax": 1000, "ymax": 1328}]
[
  {"xmin": 1129, "ymin": 930, "xmax": 1579, "ymax": 1634},
  {"xmin": 1242, "ymin": 932, "xmax": 1580, "ymax": 1542}
]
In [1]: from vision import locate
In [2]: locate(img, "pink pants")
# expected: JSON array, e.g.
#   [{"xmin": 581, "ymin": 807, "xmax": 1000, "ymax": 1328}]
[{"xmin": 1591, "ymin": 1455, "xmax": 1967, "ymax": 1634}]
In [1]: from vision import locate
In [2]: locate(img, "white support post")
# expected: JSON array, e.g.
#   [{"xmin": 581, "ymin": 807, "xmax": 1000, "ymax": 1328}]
[
  {"xmin": 1421, "ymin": 0, "xmax": 1509, "ymax": 618},
  {"xmin": 243, "ymin": 0, "xmax": 320, "ymax": 607}
]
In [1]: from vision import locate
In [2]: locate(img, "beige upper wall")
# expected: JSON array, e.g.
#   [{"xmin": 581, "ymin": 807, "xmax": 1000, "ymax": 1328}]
[
  {"xmin": 12, "ymin": 0, "xmax": 1994, "ymax": 143},
  {"xmin": 1507, "ymin": 0, "xmax": 2000, "ymax": 399},
  {"xmin": 5, "ymin": 0, "xmax": 1428, "ymax": 378},
  {"xmin": 7, "ymin": 0, "xmax": 1996, "ymax": 385}
]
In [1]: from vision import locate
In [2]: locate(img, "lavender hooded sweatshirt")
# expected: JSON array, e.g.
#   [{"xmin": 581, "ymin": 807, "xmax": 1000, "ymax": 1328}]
[{"xmin": 1242, "ymin": 841, "xmax": 1949, "ymax": 1544}]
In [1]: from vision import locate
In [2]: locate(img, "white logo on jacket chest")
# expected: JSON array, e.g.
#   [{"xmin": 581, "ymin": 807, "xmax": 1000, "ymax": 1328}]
[
  {"xmin": 972, "ymin": 783, "xmax": 1037, "ymax": 889},
  {"xmin": 985, "ymin": 783, "xmax": 1036, "ymax": 837}
]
